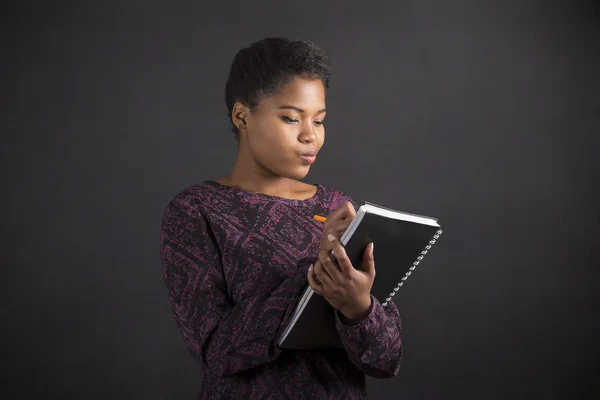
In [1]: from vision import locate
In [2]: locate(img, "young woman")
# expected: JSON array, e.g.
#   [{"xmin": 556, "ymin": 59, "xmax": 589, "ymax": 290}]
[{"xmin": 160, "ymin": 37, "xmax": 402, "ymax": 399}]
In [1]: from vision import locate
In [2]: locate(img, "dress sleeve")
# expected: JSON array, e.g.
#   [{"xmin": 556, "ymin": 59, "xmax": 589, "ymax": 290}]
[
  {"xmin": 335, "ymin": 296, "xmax": 402, "ymax": 378},
  {"xmin": 160, "ymin": 194, "xmax": 305, "ymax": 378}
]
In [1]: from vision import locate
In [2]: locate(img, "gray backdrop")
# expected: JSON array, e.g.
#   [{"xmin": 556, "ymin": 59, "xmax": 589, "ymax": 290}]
[{"xmin": 3, "ymin": 0, "xmax": 599, "ymax": 399}]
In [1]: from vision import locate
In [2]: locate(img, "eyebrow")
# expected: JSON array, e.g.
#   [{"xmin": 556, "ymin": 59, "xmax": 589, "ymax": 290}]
[{"xmin": 278, "ymin": 105, "xmax": 327, "ymax": 114}]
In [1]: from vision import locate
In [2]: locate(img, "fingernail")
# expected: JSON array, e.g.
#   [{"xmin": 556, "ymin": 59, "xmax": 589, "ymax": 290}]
[
  {"xmin": 370, "ymin": 243, "xmax": 374, "ymax": 258},
  {"xmin": 309, "ymin": 264, "xmax": 313, "ymax": 271},
  {"xmin": 327, "ymin": 234, "xmax": 335, "ymax": 242}
]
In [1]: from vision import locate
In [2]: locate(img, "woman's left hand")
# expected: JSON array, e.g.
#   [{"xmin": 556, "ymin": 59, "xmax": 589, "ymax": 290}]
[{"xmin": 308, "ymin": 235, "xmax": 376, "ymax": 323}]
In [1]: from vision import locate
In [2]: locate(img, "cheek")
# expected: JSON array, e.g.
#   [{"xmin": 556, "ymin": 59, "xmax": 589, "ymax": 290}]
[
  {"xmin": 249, "ymin": 120, "xmax": 293, "ymax": 156},
  {"xmin": 255, "ymin": 117, "xmax": 282, "ymax": 138},
  {"xmin": 260, "ymin": 121, "xmax": 295, "ymax": 149}
]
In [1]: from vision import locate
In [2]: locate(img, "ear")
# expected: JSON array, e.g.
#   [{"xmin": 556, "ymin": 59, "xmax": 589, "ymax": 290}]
[{"xmin": 232, "ymin": 102, "xmax": 249, "ymax": 130}]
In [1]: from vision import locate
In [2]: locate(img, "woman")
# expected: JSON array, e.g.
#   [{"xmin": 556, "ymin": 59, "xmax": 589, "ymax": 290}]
[{"xmin": 160, "ymin": 37, "xmax": 402, "ymax": 399}]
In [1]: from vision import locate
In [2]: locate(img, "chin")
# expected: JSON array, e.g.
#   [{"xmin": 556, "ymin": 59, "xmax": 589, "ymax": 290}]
[
  {"xmin": 289, "ymin": 171, "xmax": 310, "ymax": 181},
  {"xmin": 280, "ymin": 166, "xmax": 310, "ymax": 181}
]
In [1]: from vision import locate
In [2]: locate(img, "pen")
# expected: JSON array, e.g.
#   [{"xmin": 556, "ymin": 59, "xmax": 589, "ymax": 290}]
[{"xmin": 313, "ymin": 215, "xmax": 327, "ymax": 223}]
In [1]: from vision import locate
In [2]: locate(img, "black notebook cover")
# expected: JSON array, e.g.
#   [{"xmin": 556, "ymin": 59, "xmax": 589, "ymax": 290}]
[{"xmin": 278, "ymin": 203, "xmax": 442, "ymax": 349}]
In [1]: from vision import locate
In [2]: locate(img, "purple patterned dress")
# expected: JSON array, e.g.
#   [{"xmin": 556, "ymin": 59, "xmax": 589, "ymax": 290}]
[{"xmin": 160, "ymin": 180, "xmax": 402, "ymax": 399}]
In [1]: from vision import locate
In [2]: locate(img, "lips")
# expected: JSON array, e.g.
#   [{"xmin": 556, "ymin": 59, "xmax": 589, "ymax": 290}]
[{"xmin": 299, "ymin": 153, "xmax": 317, "ymax": 165}]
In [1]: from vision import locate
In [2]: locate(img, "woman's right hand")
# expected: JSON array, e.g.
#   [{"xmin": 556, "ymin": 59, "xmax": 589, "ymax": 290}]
[{"xmin": 319, "ymin": 201, "xmax": 356, "ymax": 256}]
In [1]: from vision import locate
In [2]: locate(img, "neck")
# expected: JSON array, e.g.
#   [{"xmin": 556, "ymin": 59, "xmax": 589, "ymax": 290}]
[{"xmin": 221, "ymin": 147, "xmax": 300, "ymax": 196}]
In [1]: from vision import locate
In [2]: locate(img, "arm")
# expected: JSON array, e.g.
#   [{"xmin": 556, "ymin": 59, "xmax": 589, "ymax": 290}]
[
  {"xmin": 335, "ymin": 296, "xmax": 403, "ymax": 378},
  {"xmin": 160, "ymin": 194, "xmax": 304, "ymax": 378},
  {"xmin": 328, "ymin": 194, "xmax": 403, "ymax": 378}
]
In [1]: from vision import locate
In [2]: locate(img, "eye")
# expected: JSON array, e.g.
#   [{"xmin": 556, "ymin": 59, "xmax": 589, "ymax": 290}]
[
  {"xmin": 314, "ymin": 120, "xmax": 324, "ymax": 126},
  {"xmin": 281, "ymin": 116, "xmax": 298, "ymax": 124}
]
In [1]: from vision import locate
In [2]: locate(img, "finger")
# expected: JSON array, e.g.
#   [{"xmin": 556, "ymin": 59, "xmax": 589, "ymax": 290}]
[
  {"xmin": 317, "ymin": 250, "xmax": 340, "ymax": 284},
  {"xmin": 320, "ymin": 222, "xmax": 351, "ymax": 251},
  {"xmin": 325, "ymin": 218, "xmax": 354, "ymax": 232},
  {"xmin": 307, "ymin": 264, "xmax": 322, "ymax": 293},
  {"xmin": 307, "ymin": 265, "xmax": 326, "ymax": 296},
  {"xmin": 318, "ymin": 246, "xmax": 344, "ymax": 281},
  {"xmin": 308, "ymin": 262, "xmax": 325, "ymax": 288},
  {"xmin": 327, "ymin": 235, "xmax": 354, "ymax": 279},
  {"xmin": 313, "ymin": 260, "xmax": 333, "ymax": 287},
  {"xmin": 362, "ymin": 242, "xmax": 376, "ymax": 277},
  {"xmin": 329, "ymin": 201, "xmax": 356, "ymax": 222}
]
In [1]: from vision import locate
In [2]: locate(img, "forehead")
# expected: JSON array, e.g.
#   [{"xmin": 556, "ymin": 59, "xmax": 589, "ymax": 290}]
[{"xmin": 263, "ymin": 77, "xmax": 326, "ymax": 110}]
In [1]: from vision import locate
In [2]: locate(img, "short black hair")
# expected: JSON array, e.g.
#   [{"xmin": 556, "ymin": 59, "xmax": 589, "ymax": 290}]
[{"xmin": 225, "ymin": 37, "xmax": 332, "ymax": 142}]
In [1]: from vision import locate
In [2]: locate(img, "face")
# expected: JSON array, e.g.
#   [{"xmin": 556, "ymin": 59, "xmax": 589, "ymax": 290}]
[{"xmin": 241, "ymin": 77, "xmax": 326, "ymax": 181}]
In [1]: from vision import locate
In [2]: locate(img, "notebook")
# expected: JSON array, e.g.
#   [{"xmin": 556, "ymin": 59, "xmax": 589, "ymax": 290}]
[{"xmin": 277, "ymin": 201, "xmax": 443, "ymax": 349}]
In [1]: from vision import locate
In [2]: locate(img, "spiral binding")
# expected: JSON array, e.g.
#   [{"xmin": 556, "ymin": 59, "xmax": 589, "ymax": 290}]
[{"xmin": 381, "ymin": 228, "xmax": 443, "ymax": 307}]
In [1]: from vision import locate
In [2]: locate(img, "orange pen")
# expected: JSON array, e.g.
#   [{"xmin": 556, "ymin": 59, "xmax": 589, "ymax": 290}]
[{"xmin": 313, "ymin": 215, "xmax": 327, "ymax": 223}]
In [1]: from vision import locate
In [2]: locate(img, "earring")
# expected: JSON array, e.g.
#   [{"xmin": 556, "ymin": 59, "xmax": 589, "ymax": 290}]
[{"xmin": 238, "ymin": 123, "xmax": 243, "ymax": 130}]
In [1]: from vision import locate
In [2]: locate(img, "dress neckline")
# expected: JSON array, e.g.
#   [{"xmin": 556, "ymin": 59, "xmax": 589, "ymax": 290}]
[{"xmin": 203, "ymin": 180, "xmax": 322, "ymax": 206}]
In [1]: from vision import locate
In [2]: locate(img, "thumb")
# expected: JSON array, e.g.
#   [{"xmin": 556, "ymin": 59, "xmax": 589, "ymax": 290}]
[{"xmin": 362, "ymin": 242, "xmax": 375, "ymax": 276}]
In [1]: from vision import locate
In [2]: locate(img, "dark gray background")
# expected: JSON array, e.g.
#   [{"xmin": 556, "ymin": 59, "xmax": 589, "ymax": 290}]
[{"xmin": 3, "ymin": 0, "xmax": 599, "ymax": 399}]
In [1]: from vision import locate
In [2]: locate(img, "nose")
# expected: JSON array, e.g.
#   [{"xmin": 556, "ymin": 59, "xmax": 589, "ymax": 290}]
[{"xmin": 298, "ymin": 122, "xmax": 318, "ymax": 144}]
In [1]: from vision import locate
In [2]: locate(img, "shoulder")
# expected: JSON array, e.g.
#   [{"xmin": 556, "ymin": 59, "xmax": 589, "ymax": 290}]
[
  {"xmin": 162, "ymin": 183, "xmax": 215, "ymax": 221},
  {"xmin": 317, "ymin": 183, "xmax": 360, "ymax": 212}
]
